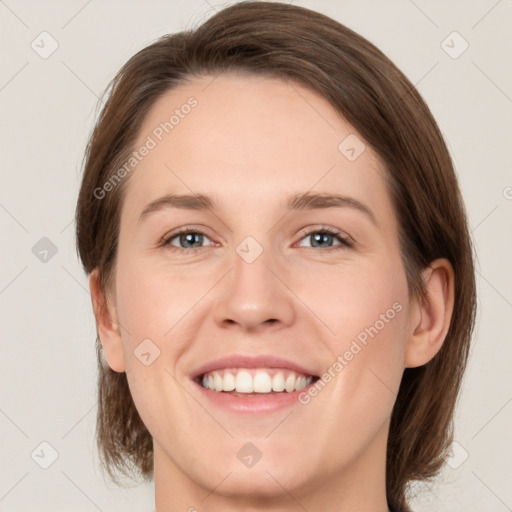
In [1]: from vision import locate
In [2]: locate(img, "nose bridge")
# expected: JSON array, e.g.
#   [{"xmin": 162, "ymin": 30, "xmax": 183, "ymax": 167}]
[{"xmin": 212, "ymin": 234, "xmax": 295, "ymax": 331}]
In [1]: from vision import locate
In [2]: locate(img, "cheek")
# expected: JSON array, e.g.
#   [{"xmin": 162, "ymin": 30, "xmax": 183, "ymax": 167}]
[
  {"xmin": 305, "ymin": 254, "xmax": 408, "ymax": 412},
  {"xmin": 305, "ymin": 252, "xmax": 408, "ymax": 351},
  {"xmin": 114, "ymin": 257, "xmax": 199, "ymax": 343},
  {"xmin": 113, "ymin": 259, "xmax": 200, "ymax": 440}
]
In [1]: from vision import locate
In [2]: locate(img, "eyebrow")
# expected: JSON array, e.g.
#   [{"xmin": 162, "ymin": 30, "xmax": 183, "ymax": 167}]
[{"xmin": 137, "ymin": 191, "xmax": 378, "ymax": 227}]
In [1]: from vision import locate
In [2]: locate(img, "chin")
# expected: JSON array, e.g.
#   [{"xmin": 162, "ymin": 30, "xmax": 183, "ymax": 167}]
[{"xmin": 210, "ymin": 467, "xmax": 297, "ymax": 500}]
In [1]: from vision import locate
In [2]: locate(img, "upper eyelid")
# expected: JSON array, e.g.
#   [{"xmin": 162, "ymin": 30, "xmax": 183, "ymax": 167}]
[
  {"xmin": 163, "ymin": 225, "xmax": 352, "ymax": 247},
  {"xmin": 296, "ymin": 224, "xmax": 350, "ymax": 239}
]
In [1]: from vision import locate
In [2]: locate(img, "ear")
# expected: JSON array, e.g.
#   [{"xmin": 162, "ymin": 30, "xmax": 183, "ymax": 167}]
[
  {"xmin": 89, "ymin": 268, "xmax": 125, "ymax": 373},
  {"xmin": 405, "ymin": 258, "xmax": 455, "ymax": 368}
]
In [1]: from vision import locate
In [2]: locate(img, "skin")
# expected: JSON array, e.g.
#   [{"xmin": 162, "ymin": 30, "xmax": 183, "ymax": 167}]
[{"xmin": 90, "ymin": 72, "xmax": 454, "ymax": 512}]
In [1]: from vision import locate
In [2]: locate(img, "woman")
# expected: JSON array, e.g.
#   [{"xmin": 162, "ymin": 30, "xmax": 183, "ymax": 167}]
[{"xmin": 75, "ymin": 2, "xmax": 476, "ymax": 511}]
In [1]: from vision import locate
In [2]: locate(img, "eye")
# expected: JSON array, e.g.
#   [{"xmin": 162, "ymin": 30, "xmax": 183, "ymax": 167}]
[
  {"xmin": 161, "ymin": 228, "xmax": 214, "ymax": 251},
  {"xmin": 297, "ymin": 226, "xmax": 352, "ymax": 250},
  {"xmin": 160, "ymin": 225, "xmax": 353, "ymax": 253}
]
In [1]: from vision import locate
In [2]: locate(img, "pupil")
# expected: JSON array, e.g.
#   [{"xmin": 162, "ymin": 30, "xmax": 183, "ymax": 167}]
[
  {"xmin": 182, "ymin": 233, "xmax": 202, "ymax": 248},
  {"xmin": 179, "ymin": 233, "xmax": 334, "ymax": 249},
  {"xmin": 312, "ymin": 233, "xmax": 332, "ymax": 247}
]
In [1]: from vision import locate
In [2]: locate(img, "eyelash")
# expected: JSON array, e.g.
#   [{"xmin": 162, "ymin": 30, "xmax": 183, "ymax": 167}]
[{"xmin": 159, "ymin": 225, "xmax": 353, "ymax": 253}]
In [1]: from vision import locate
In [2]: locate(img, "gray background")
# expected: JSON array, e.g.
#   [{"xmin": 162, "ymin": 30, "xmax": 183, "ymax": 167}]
[{"xmin": 1, "ymin": 0, "xmax": 511, "ymax": 510}]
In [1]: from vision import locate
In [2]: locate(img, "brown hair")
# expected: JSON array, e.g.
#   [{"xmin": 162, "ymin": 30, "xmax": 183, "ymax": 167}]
[{"xmin": 75, "ymin": 2, "xmax": 477, "ymax": 510}]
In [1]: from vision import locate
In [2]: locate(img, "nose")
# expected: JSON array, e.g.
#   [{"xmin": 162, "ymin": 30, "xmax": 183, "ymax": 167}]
[{"xmin": 213, "ymin": 244, "xmax": 296, "ymax": 333}]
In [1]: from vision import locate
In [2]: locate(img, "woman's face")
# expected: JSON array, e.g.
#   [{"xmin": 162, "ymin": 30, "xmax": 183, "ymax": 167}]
[{"xmin": 104, "ymin": 73, "xmax": 416, "ymax": 503}]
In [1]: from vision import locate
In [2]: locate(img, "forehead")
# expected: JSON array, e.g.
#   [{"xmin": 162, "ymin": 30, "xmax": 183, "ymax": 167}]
[{"xmin": 122, "ymin": 73, "xmax": 394, "ymax": 229}]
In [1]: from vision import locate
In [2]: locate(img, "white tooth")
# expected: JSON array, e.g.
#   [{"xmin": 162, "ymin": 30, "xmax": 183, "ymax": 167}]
[
  {"xmin": 285, "ymin": 373, "xmax": 296, "ymax": 392},
  {"xmin": 295, "ymin": 376, "xmax": 306, "ymax": 391},
  {"xmin": 235, "ymin": 370, "xmax": 253, "ymax": 393},
  {"xmin": 253, "ymin": 371, "xmax": 272, "ymax": 393},
  {"xmin": 223, "ymin": 372, "xmax": 236, "ymax": 391},
  {"xmin": 272, "ymin": 372, "xmax": 285, "ymax": 392},
  {"xmin": 213, "ymin": 371, "xmax": 223, "ymax": 392},
  {"xmin": 203, "ymin": 369, "xmax": 312, "ymax": 393}
]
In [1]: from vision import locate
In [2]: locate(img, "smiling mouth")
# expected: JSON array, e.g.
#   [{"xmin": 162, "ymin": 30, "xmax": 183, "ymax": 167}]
[{"xmin": 195, "ymin": 367, "xmax": 320, "ymax": 395}]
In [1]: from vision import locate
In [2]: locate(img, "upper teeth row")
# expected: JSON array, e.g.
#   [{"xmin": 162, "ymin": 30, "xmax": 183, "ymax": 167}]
[{"xmin": 201, "ymin": 369, "xmax": 313, "ymax": 393}]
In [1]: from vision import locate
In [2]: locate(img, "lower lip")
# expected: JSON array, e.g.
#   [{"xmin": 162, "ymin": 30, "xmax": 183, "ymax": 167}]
[{"xmin": 192, "ymin": 379, "xmax": 317, "ymax": 414}]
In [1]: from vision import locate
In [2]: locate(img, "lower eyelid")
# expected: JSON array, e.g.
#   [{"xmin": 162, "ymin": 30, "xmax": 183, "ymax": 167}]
[
  {"xmin": 162, "ymin": 229, "xmax": 352, "ymax": 250},
  {"xmin": 165, "ymin": 231, "xmax": 213, "ymax": 248},
  {"xmin": 298, "ymin": 236, "xmax": 351, "ymax": 249}
]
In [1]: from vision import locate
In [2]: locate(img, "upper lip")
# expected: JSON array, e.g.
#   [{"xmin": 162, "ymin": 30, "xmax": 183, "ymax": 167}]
[{"xmin": 190, "ymin": 354, "xmax": 319, "ymax": 380}]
